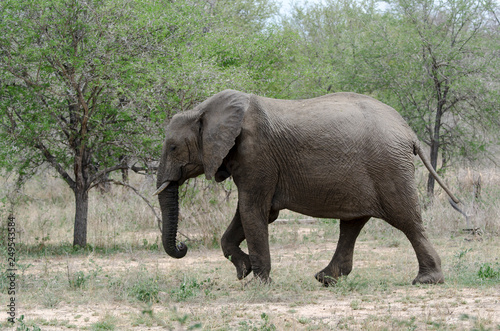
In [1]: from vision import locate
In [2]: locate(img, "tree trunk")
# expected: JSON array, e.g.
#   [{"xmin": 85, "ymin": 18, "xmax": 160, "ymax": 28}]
[
  {"xmin": 73, "ymin": 141, "xmax": 91, "ymax": 247},
  {"xmin": 73, "ymin": 187, "xmax": 89, "ymax": 247},
  {"xmin": 426, "ymin": 137, "xmax": 439, "ymax": 198},
  {"xmin": 120, "ymin": 155, "xmax": 129, "ymax": 183},
  {"xmin": 427, "ymin": 84, "xmax": 445, "ymax": 198}
]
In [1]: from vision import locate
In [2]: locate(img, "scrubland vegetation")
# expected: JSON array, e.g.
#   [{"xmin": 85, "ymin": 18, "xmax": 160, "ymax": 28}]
[
  {"xmin": 1, "ymin": 0, "xmax": 499, "ymax": 329},
  {"xmin": 0, "ymin": 164, "xmax": 499, "ymax": 330}
]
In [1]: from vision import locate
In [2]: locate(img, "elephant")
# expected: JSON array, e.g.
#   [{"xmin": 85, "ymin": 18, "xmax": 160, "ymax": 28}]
[{"xmin": 154, "ymin": 89, "xmax": 463, "ymax": 286}]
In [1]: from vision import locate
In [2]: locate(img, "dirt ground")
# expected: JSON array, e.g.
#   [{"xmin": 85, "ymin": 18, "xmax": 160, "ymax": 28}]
[{"xmin": 10, "ymin": 233, "xmax": 500, "ymax": 330}]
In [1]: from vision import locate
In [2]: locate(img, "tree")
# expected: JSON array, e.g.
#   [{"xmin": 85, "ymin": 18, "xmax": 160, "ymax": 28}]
[
  {"xmin": 0, "ymin": 0, "xmax": 210, "ymax": 246},
  {"xmin": 379, "ymin": 0, "xmax": 500, "ymax": 196},
  {"xmin": 198, "ymin": 0, "xmax": 301, "ymax": 98},
  {"xmin": 0, "ymin": 0, "xmax": 298, "ymax": 247},
  {"xmin": 284, "ymin": 0, "xmax": 381, "ymax": 97},
  {"xmin": 289, "ymin": 0, "xmax": 500, "ymax": 197}
]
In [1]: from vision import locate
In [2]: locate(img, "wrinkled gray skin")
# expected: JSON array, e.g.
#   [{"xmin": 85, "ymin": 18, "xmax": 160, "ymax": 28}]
[{"xmin": 157, "ymin": 90, "xmax": 461, "ymax": 286}]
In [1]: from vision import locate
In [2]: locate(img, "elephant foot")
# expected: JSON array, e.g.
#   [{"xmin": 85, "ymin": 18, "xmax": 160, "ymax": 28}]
[
  {"xmin": 315, "ymin": 263, "xmax": 352, "ymax": 287},
  {"xmin": 412, "ymin": 270, "xmax": 444, "ymax": 285},
  {"xmin": 315, "ymin": 270, "xmax": 340, "ymax": 287},
  {"xmin": 227, "ymin": 252, "xmax": 252, "ymax": 280},
  {"xmin": 236, "ymin": 258, "xmax": 252, "ymax": 280}
]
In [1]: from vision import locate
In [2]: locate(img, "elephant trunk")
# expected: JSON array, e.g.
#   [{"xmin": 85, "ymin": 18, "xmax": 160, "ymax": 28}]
[{"xmin": 158, "ymin": 182, "xmax": 188, "ymax": 258}]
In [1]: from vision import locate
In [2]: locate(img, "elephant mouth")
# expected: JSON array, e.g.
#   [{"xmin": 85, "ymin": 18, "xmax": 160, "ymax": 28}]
[
  {"xmin": 153, "ymin": 168, "xmax": 186, "ymax": 196},
  {"xmin": 154, "ymin": 165, "xmax": 198, "ymax": 196}
]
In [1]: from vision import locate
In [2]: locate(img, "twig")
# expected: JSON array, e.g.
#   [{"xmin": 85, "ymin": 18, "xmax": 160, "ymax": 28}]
[
  {"xmin": 107, "ymin": 179, "xmax": 162, "ymax": 231},
  {"xmin": 105, "ymin": 179, "xmax": 191, "ymax": 241}
]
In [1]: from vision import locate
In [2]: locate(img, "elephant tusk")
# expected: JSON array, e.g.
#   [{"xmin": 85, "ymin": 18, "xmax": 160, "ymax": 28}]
[{"xmin": 153, "ymin": 181, "xmax": 170, "ymax": 196}]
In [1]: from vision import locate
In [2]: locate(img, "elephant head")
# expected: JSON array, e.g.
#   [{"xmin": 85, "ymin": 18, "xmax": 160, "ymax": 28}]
[{"xmin": 154, "ymin": 90, "xmax": 250, "ymax": 258}]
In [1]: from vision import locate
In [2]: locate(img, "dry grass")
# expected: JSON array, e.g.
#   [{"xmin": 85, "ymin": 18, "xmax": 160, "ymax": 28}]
[
  {"xmin": 0, "ymin": 170, "xmax": 237, "ymax": 250},
  {"xmin": 1, "ymin": 162, "xmax": 499, "ymax": 249},
  {"xmin": 0, "ymin": 164, "xmax": 499, "ymax": 330},
  {"xmin": 2, "ymin": 230, "xmax": 499, "ymax": 330},
  {"xmin": 415, "ymin": 165, "xmax": 500, "ymax": 236}
]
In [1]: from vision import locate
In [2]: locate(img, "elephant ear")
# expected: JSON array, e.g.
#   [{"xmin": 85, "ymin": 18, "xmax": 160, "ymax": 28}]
[{"xmin": 199, "ymin": 90, "xmax": 249, "ymax": 180}]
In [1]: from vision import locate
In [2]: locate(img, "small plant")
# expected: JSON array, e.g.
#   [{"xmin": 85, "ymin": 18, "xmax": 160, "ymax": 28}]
[
  {"xmin": 172, "ymin": 313, "xmax": 202, "ymax": 330},
  {"xmin": 455, "ymin": 248, "xmax": 472, "ymax": 260},
  {"xmin": 330, "ymin": 274, "xmax": 370, "ymax": 295},
  {"xmin": 238, "ymin": 313, "xmax": 276, "ymax": 331},
  {"xmin": 171, "ymin": 278, "xmax": 199, "ymax": 302},
  {"xmin": 392, "ymin": 316, "xmax": 417, "ymax": 330},
  {"xmin": 170, "ymin": 276, "xmax": 214, "ymax": 302},
  {"xmin": 142, "ymin": 238, "xmax": 159, "ymax": 251},
  {"xmin": 15, "ymin": 315, "xmax": 41, "ymax": 331},
  {"xmin": 92, "ymin": 321, "xmax": 115, "ymax": 331},
  {"xmin": 129, "ymin": 276, "xmax": 160, "ymax": 303},
  {"xmin": 91, "ymin": 315, "xmax": 117, "ymax": 331},
  {"xmin": 321, "ymin": 219, "xmax": 338, "ymax": 225},
  {"xmin": 259, "ymin": 313, "xmax": 276, "ymax": 331},
  {"xmin": 298, "ymin": 317, "xmax": 310, "ymax": 325},
  {"xmin": 69, "ymin": 270, "xmax": 90, "ymax": 289},
  {"xmin": 67, "ymin": 261, "xmax": 102, "ymax": 289},
  {"xmin": 350, "ymin": 300, "xmax": 361, "ymax": 310},
  {"xmin": 477, "ymin": 263, "xmax": 500, "ymax": 280},
  {"xmin": 453, "ymin": 248, "xmax": 473, "ymax": 272}
]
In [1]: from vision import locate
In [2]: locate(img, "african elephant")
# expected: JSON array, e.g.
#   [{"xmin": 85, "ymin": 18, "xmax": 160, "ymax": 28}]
[{"xmin": 154, "ymin": 89, "xmax": 462, "ymax": 286}]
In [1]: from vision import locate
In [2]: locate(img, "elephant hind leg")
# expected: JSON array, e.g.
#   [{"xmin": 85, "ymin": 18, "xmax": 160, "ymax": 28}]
[
  {"xmin": 384, "ymin": 211, "xmax": 444, "ymax": 285},
  {"xmin": 406, "ymin": 227, "xmax": 444, "ymax": 285},
  {"xmin": 315, "ymin": 217, "xmax": 370, "ymax": 286}
]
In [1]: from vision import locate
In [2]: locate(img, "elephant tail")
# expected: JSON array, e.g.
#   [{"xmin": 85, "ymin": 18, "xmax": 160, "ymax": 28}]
[
  {"xmin": 414, "ymin": 143, "xmax": 470, "ymax": 225},
  {"xmin": 413, "ymin": 143, "xmax": 460, "ymax": 204}
]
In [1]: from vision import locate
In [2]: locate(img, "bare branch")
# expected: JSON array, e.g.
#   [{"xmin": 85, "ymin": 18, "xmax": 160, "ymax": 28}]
[
  {"xmin": 89, "ymin": 162, "xmax": 129, "ymax": 185},
  {"xmin": 89, "ymin": 179, "xmax": 187, "ymax": 242},
  {"xmin": 34, "ymin": 140, "xmax": 76, "ymax": 190}
]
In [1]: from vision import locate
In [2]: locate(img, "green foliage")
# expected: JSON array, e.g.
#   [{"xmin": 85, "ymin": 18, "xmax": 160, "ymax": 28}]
[
  {"xmin": 321, "ymin": 219, "xmax": 338, "ymax": 225},
  {"xmin": 453, "ymin": 247, "xmax": 473, "ymax": 271},
  {"xmin": 329, "ymin": 274, "xmax": 372, "ymax": 295},
  {"xmin": 0, "ymin": 0, "xmax": 188, "ymax": 173},
  {"xmin": 171, "ymin": 312, "xmax": 202, "ymax": 331},
  {"xmin": 68, "ymin": 260, "xmax": 102, "ymax": 289},
  {"xmin": 0, "ymin": 0, "xmax": 295, "ymax": 246},
  {"xmin": 288, "ymin": 0, "xmax": 500, "ymax": 172},
  {"xmin": 15, "ymin": 315, "xmax": 41, "ymax": 331},
  {"xmin": 477, "ymin": 263, "xmax": 500, "ymax": 280},
  {"xmin": 69, "ymin": 271, "xmax": 91, "ymax": 289},
  {"xmin": 129, "ymin": 275, "xmax": 160, "ymax": 303},
  {"xmin": 142, "ymin": 238, "xmax": 159, "ymax": 251},
  {"xmin": 170, "ymin": 276, "xmax": 214, "ymax": 302},
  {"xmin": 393, "ymin": 316, "xmax": 417, "ymax": 330},
  {"xmin": 91, "ymin": 316, "xmax": 116, "ymax": 331}
]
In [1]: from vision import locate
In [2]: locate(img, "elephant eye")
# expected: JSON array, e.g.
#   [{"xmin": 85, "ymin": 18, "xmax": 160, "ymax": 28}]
[{"xmin": 169, "ymin": 145, "xmax": 177, "ymax": 152}]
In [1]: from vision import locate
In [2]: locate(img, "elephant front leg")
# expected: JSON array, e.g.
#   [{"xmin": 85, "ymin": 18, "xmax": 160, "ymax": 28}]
[
  {"xmin": 315, "ymin": 217, "xmax": 370, "ymax": 286},
  {"xmin": 221, "ymin": 208, "xmax": 252, "ymax": 280},
  {"xmin": 237, "ymin": 195, "xmax": 273, "ymax": 283}
]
